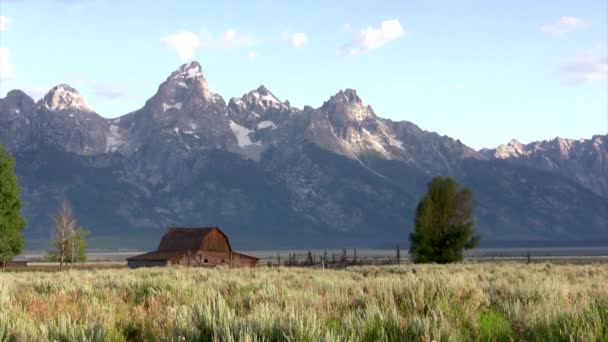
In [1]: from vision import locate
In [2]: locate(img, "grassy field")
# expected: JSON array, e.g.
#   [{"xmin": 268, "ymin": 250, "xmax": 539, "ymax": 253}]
[{"xmin": 1, "ymin": 263, "xmax": 607, "ymax": 341}]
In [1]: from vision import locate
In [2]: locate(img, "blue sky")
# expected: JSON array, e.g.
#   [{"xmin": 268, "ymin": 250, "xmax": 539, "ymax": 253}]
[{"xmin": 0, "ymin": 0, "xmax": 606, "ymax": 149}]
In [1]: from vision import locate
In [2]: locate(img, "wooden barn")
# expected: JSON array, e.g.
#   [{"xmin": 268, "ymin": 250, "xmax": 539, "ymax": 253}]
[
  {"xmin": 126, "ymin": 227, "xmax": 259, "ymax": 268},
  {"xmin": 0, "ymin": 255, "xmax": 27, "ymax": 269}
]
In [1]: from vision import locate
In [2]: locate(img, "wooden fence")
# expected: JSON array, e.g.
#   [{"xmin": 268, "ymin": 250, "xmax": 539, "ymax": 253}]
[{"xmin": 258, "ymin": 247, "xmax": 408, "ymax": 268}]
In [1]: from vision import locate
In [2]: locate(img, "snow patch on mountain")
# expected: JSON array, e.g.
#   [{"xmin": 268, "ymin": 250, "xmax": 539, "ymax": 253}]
[
  {"xmin": 105, "ymin": 124, "xmax": 123, "ymax": 152},
  {"xmin": 172, "ymin": 61, "xmax": 204, "ymax": 80},
  {"xmin": 229, "ymin": 120, "xmax": 261, "ymax": 147},
  {"xmin": 162, "ymin": 102, "xmax": 183, "ymax": 112},
  {"xmin": 257, "ymin": 120, "xmax": 277, "ymax": 130},
  {"xmin": 261, "ymin": 93, "xmax": 280, "ymax": 104}
]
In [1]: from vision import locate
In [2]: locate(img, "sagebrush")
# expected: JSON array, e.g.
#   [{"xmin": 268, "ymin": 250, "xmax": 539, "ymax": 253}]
[{"xmin": 0, "ymin": 263, "xmax": 607, "ymax": 341}]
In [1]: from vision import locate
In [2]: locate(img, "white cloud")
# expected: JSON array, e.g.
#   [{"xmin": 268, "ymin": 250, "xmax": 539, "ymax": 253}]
[
  {"xmin": 247, "ymin": 51, "xmax": 258, "ymax": 62},
  {"xmin": 200, "ymin": 28, "xmax": 255, "ymax": 49},
  {"xmin": 0, "ymin": 47, "xmax": 15, "ymax": 80},
  {"xmin": 0, "ymin": 16, "xmax": 9, "ymax": 31},
  {"xmin": 541, "ymin": 16, "xmax": 585, "ymax": 35},
  {"xmin": 561, "ymin": 54, "xmax": 608, "ymax": 84},
  {"xmin": 161, "ymin": 31, "xmax": 200, "ymax": 61},
  {"xmin": 340, "ymin": 19, "xmax": 406, "ymax": 56},
  {"xmin": 282, "ymin": 32, "xmax": 309, "ymax": 48}
]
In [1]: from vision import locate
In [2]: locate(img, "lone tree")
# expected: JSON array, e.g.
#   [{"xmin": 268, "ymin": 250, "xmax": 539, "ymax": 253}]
[
  {"xmin": 409, "ymin": 176, "xmax": 480, "ymax": 263},
  {"xmin": 48, "ymin": 200, "xmax": 88, "ymax": 270},
  {"xmin": 0, "ymin": 144, "xmax": 26, "ymax": 268}
]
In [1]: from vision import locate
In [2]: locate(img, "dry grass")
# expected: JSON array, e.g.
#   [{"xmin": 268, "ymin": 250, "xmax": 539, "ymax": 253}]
[{"xmin": 1, "ymin": 263, "xmax": 607, "ymax": 341}]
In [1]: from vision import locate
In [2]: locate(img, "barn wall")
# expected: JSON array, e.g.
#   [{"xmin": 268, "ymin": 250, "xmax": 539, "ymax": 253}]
[
  {"xmin": 0, "ymin": 261, "xmax": 27, "ymax": 268},
  {"xmin": 171, "ymin": 251, "xmax": 232, "ymax": 267},
  {"xmin": 231, "ymin": 253, "xmax": 258, "ymax": 267},
  {"xmin": 201, "ymin": 229, "xmax": 231, "ymax": 252},
  {"xmin": 127, "ymin": 260, "xmax": 168, "ymax": 268},
  {"xmin": 168, "ymin": 251, "xmax": 257, "ymax": 267}
]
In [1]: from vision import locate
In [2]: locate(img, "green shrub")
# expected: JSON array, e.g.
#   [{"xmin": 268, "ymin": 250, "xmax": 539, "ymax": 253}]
[{"xmin": 478, "ymin": 308, "xmax": 513, "ymax": 341}]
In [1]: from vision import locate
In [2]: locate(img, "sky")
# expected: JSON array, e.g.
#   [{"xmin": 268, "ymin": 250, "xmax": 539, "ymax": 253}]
[{"xmin": 0, "ymin": 0, "xmax": 606, "ymax": 149}]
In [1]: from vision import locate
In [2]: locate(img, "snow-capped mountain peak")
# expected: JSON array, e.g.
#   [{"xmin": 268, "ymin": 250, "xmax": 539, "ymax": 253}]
[
  {"xmin": 172, "ymin": 61, "xmax": 204, "ymax": 79},
  {"xmin": 163, "ymin": 61, "xmax": 216, "ymax": 101},
  {"xmin": 241, "ymin": 85, "xmax": 284, "ymax": 109},
  {"xmin": 41, "ymin": 84, "xmax": 90, "ymax": 112}
]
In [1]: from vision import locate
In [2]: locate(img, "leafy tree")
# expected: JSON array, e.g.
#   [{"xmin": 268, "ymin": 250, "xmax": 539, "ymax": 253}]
[
  {"xmin": 409, "ymin": 176, "xmax": 480, "ymax": 263},
  {"xmin": 48, "ymin": 200, "xmax": 88, "ymax": 269},
  {"xmin": 0, "ymin": 144, "xmax": 26, "ymax": 268}
]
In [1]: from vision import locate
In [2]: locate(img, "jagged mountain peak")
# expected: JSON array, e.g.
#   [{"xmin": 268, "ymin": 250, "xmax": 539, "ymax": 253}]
[
  {"xmin": 244, "ymin": 85, "xmax": 282, "ymax": 106},
  {"xmin": 254, "ymin": 84, "xmax": 270, "ymax": 93},
  {"xmin": 493, "ymin": 139, "xmax": 530, "ymax": 158},
  {"xmin": 1, "ymin": 90, "xmax": 35, "ymax": 112},
  {"xmin": 170, "ymin": 61, "xmax": 204, "ymax": 79},
  {"xmin": 325, "ymin": 89, "xmax": 363, "ymax": 105},
  {"xmin": 508, "ymin": 138, "xmax": 523, "ymax": 145},
  {"xmin": 159, "ymin": 61, "xmax": 217, "ymax": 102},
  {"xmin": 0, "ymin": 90, "xmax": 35, "ymax": 122},
  {"xmin": 228, "ymin": 84, "xmax": 288, "ymax": 114},
  {"xmin": 321, "ymin": 88, "xmax": 375, "ymax": 123},
  {"xmin": 40, "ymin": 84, "xmax": 90, "ymax": 112},
  {"xmin": 5, "ymin": 89, "xmax": 34, "ymax": 102}
]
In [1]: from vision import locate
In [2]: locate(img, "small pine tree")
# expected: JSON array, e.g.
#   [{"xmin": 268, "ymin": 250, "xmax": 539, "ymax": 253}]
[
  {"xmin": 0, "ymin": 144, "xmax": 26, "ymax": 267},
  {"xmin": 409, "ymin": 176, "xmax": 480, "ymax": 263}
]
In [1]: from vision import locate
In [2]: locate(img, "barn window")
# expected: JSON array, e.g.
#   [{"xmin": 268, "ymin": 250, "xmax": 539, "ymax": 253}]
[{"xmin": 204, "ymin": 259, "xmax": 208, "ymax": 263}]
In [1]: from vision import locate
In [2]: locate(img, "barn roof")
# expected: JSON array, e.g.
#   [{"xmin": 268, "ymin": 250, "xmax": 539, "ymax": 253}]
[
  {"xmin": 126, "ymin": 250, "xmax": 184, "ymax": 261},
  {"xmin": 232, "ymin": 251, "xmax": 260, "ymax": 261},
  {"xmin": 157, "ymin": 227, "xmax": 232, "ymax": 252},
  {"xmin": 126, "ymin": 250, "xmax": 259, "ymax": 261}
]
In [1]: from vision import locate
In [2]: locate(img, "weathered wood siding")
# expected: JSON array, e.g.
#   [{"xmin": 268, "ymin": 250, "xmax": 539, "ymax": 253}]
[
  {"xmin": 201, "ymin": 229, "xmax": 231, "ymax": 252},
  {"xmin": 127, "ymin": 260, "xmax": 168, "ymax": 268},
  {"xmin": 171, "ymin": 251, "xmax": 232, "ymax": 266},
  {"xmin": 231, "ymin": 252, "xmax": 259, "ymax": 267},
  {"xmin": 0, "ymin": 261, "xmax": 27, "ymax": 268}
]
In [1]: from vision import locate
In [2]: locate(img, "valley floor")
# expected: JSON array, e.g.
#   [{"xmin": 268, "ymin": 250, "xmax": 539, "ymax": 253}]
[{"xmin": 1, "ymin": 263, "xmax": 607, "ymax": 341}]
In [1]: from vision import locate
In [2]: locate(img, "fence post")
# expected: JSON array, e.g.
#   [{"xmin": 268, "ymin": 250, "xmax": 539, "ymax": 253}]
[
  {"xmin": 396, "ymin": 244, "xmax": 401, "ymax": 265},
  {"xmin": 343, "ymin": 248, "xmax": 347, "ymax": 269},
  {"xmin": 354, "ymin": 248, "xmax": 357, "ymax": 265},
  {"xmin": 277, "ymin": 252, "xmax": 281, "ymax": 267},
  {"xmin": 307, "ymin": 251, "xmax": 313, "ymax": 266}
]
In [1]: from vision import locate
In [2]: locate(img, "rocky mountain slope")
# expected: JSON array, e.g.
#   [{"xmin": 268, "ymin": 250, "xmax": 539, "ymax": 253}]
[
  {"xmin": 1, "ymin": 61, "xmax": 606, "ymax": 249},
  {"xmin": 481, "ymin": 136, "xmax": 607, "ymax": 198}
]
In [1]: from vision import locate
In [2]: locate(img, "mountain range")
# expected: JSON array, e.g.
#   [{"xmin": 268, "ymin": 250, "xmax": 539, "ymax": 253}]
[{"xmin": 1, "ymin": 61, "xmax": 606, "ymax": 250}]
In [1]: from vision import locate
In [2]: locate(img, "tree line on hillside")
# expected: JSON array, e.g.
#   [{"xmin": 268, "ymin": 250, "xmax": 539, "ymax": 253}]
[{"xmin": 0, "ymin": 142, "xmax": 479, "ymax": 267}]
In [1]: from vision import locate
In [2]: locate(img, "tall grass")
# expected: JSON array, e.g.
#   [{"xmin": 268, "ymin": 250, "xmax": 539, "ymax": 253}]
[{"xmin": 0, "ymin": 263, "xmax": 606, "ymax": 341}]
